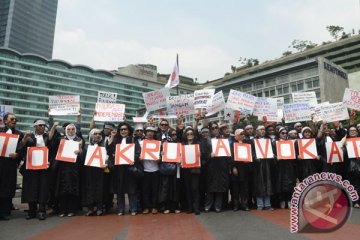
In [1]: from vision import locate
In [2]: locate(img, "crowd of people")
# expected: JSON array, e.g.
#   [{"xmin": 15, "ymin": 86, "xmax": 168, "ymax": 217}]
[{"xmin": 0, "ymin": 110, "xmax": 360, "ymax": 221}]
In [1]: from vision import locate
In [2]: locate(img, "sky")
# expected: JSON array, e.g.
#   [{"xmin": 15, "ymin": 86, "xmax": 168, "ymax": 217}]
[{"xmin": 53, "ymin": 0, "xmax": 360, "ymax": 83}]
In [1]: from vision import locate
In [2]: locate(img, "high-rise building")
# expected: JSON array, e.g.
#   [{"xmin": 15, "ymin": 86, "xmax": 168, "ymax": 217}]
[{"xmin": 0, "ymin": 0, "xmax": 58, "ymax": 59}]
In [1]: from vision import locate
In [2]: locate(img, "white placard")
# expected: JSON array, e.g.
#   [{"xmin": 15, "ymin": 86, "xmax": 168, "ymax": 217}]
[
  {"xmin": 343, "ymin": 88, "xmax": 360, "ymax": 111},
  {"xmin": 326, "ymin": 141, "xmax": 344, "ymax": 163},
  {"xmin": 56, "ymin": 139, "xmax": 79, "ymax": 163},
  {"xmin": 194, "ymin": 89, "xmax": 215, "ymax": 109},
  {"xmin": 206, "ymin": 91, "xmax": 226, "ymax": 117},
  {"xmin": 226, "ymin": 90, "xmax": 256, "ymax": 115},
  {"xmin": 320, "ymin": 102, "xmax": 349, "ymax": 122},
  {"xmin": 85, "ymin": 145, "xmax": 107, "ymax": 168},
  {"xmin": 143, "ymin": 88, "xmax": 170, "ymax": 112},
  {"xmin": 49, "ymin": 95, "xmax": 80, "ymax": 116},
  {"xmin": 0, "ymin": 133, "xmax": 19, "ymax": 157},
  {"xmin": 253, "ymin": 97, "xmax": 278, "ymax": 122},
  {"xmin": 115, "ymin": 143, "xmax": 135, "ymax": 165},
  {"xmin": 211, "ymin": 139, "xmax": 231, "ymax": 157},
  {"xmin": 284, "ymin": 103, "xmax": 312, "ymax": 123},
  {"xmin": 94, "ymin": 103, "xmax": 125, "ymax": 122},
  {"xmin": 254, "ymin": 139, "xmax": 274, "ymax": 159},
  {"xmin": 292, "ymin": 92, "xmax": 318, "ymax": 107},
  {"xmin": 181, "ymin": 144, "xmax": 200, "ymax": 168},
  {"xmin": 346, "ymin": 138, "xmax": 360, "ymax": 158},
  {"xmin": 166, "ymin": 94, "xmax": 195, "ymax": 116},
  {"xmin": 97, "ymin": 91, "xmax": 117, "ymax": 103}
]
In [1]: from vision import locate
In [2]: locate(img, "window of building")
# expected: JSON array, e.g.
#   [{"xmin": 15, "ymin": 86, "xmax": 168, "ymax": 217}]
[
  {"xmin": 277, "ymin": 86, "xmax": 283, "ymax": 95},
  {"xmin": 255, "ymin": 81, "xmax": 263, "ymax": 89},
  {"xmin": 291, "ymin": 84, "xmax": 297, "ymax": 92},
  {"xmin": 306, "ymin": 80, "xmax": 313, "ymax": 89},
  {"xmin": 297, "ymin": 82, "xmax": 304, "ymax": 91},
  {"xmin": 283, "ymin": 86, "xmax": 289, "ymax": 93},
  {"xmin": 270, "ymin": 88, "xmax": 275, "ymax": 96},
  {"xmin": 265, "ymin": 78, "xmax": 276, "ymax": 87},
  {"xmin": 313, "ymin": 79, "xmax": 319, "ymax": 87}
]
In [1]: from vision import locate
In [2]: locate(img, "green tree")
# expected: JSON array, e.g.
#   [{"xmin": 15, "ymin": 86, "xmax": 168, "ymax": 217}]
[
  {"xmin": 326, "ymin": 25, "xmax": 344, "ymax": 40},
  {"xmin": 290, "ymin": 39, "xmax": 317, "ymax": 52}
]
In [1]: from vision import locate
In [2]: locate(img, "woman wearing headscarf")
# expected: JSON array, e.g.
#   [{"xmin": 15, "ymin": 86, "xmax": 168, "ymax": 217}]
[
  {"xmin": 53, "ymin": 123, "xmax": 84, "ymax": 217},
  {"xmin": 20, "ymin": 119, "xmax": 51, "ymax": 220},
  {"xmin": 82, "ymin": 128, "xmax": 106, "ymax": 216},
  {"xmin": 107, "ymin": 122, "xmax": 140, "ymax": 216}
]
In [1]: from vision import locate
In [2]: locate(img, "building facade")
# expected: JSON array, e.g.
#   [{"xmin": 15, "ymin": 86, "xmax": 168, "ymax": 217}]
[
  {"xmin": 0, "ymin": 48, "xmax": 195, "ymax": 132},
  {"xmin": 0, "ymin": 0, "xmax": 58, "ymax": 59}
]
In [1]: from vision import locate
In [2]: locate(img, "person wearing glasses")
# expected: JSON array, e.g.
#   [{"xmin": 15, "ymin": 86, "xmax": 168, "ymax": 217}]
[
  {"xmin": 20, "ymin": 119, "xmax": 51, "ymax": 220},
  {"xmin": 107, "ymin": 122, "xmax": 140, "ymax": 216},
  {"xmin": 0, "ymin": 113, "xmax": 24, "ymax": 221},
  {"xmin": 275, "ymin": 127, "xmax": 297, "ymax": 209},
  {"xmin": 82, "ymin": 128, "xmax": 106, "ymax": 216},
  {"xmin": 204, "ymin": 121, "xmax": 231, "ymax": 213}
]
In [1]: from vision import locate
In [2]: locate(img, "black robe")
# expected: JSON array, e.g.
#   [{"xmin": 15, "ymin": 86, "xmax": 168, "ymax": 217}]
[
  {"xmin": 205, "ymin": 137, "xmax": 230, "ymax": 193},
  {"xmin": 252, "ymin": 137, "xmax": 275, "ymax": 197},
  {"xmin": 80, "ymin": 142, "xmax": 105, "ymax": 206},
  {"xmin": 106, "ymin": 136, "xmax": 140, "ymax": 195},
  {"xmin": 55, "ymin": 136, "xmax": 83, "ymax": 197},
  {"xmin": 21, "ymin": 133, "xmax": 50, "ymax": 204},
  {"xmin": 0, "ymin": 127, "xmax": 23, "ymax": 199}
]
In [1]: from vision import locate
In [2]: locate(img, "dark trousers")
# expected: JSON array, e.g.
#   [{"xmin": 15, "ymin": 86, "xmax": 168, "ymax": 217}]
[
  {"xmin": 28, "ymin": 202, "xmax": 46, "ymax": 216},
  {"xmin": 232, "ymin": 180, "xmax": 249, "ymax": 208},
  {"xmin": 205, "ymin": 192, "xmax": 223, "ymax": 211},
  {"xmin": 184, "ymin": 171, "xmax": 200, "ymax": 212},
  {"xmin": 0, "ymin": 197, "xmax": 11, "ymax": 217},
  {"xmin": 142, "ymin": 171, "xmax": 159, "ymax": 209},
  {"xmin": 59, "ymin": 195, "xmax": 78, "ymax": 214}
]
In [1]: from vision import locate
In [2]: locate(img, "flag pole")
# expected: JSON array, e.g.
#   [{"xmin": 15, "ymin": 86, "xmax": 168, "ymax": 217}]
[{"xmin": 176, "ymin": 54, "xmax": 179, "ymax": 95}]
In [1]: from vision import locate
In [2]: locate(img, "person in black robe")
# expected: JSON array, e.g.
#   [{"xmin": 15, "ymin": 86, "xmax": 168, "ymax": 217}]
[
  {"xmin": 20, "ymin": 119, "xmax": 51, "ymax": 220},
  {"xmin": 51, "ymin": 123, "xmax": 84, "ymax": 217},
  {"xmin": 252, "ymin": 125, "xmax": 275, "ymax": 210},
  {"xmin": 106, "ymin": 122, "xmax": 140, "ymax": 216},
  {"xmin": 230, "ymin": 128, "xmax": 252, "ymax": 211},
  {"xmin": 204, "ymin": 121, "xmax": 230, "ymax": 212},
  {"xmin": 82, "ymin": 128, "xmax": 106, "ymax": 216},
  {"xmin": 0, "ymin": 113, "xmax": 24, "ymax": 221},
  {"xmin": 275, "ymin": 127, "xmax": 297, "ymax": 209}
]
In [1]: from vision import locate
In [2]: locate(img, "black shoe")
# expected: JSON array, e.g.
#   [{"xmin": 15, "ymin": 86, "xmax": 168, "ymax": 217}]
[
  {"xmin": 85, "ymin": 210, "xmax": 94, "ymax": 216},
  {"xmin": 215, "ymin": 208, "xmax": 221, "ymax": 213},
  {"xmin": 26, "ymin": 214, "xmax": 36, "ymax": 220},
  {"xmin": 0, "ymin": 215, "xmax": 10, "ymax": 221},
  {"xmin": 38, "ymin": 212, "xmax": 46, "ymax": 220}
]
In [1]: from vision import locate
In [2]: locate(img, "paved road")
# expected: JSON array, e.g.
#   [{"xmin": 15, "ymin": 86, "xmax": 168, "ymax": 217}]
[{"xmin": 1, "ymin": 198, "xmax": 360, "ymax": 240}]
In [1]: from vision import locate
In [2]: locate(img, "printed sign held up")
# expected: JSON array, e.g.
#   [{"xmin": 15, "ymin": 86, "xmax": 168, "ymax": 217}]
[
  {"xmin": 320, "ymin": 102, "xmax": 349, "ymax": 122},
  {"xmin": 343, "ymin": 88, "xmax": 360, "ymax": 111},
  {"xmin": 143, "ymin": 88, "xmax": 170, "ymax": 112},
  {"xmin": 194, "ymin": 89, "xmax": 215, "ymax": 109},
  {"xmin": 49, "ymin": 95, "xmax": 80, "ymax": 116},
  {"xmin": 284, "ymin": 103, "xmax": 312, "ymax": 123},
  {"xmin": 166, "ymin": 94, "xmax": 195, "ymax": 116},
  {"xmin": 226, "ymin": 90, "xmax": 256, "ymax": 115},
  {"xmin": 206, "ymin": 91, "xmax": 226, "ymax": 117},
  {"xmin": 97, "ymin": 91, "xmax": 117, "ymax": 103},
  {"xmin": 94, "ymin": 103, "xmax": 125, "ymax": 122}
]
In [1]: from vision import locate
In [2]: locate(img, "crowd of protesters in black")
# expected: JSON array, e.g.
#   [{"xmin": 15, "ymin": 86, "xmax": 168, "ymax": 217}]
[{"xmin": 1, "ymin": 109, "xmax": 360, "ymax": 221}]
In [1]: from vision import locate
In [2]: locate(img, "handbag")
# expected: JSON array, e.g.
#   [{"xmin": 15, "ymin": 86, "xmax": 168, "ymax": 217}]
[
  {"xmin": 159, "ymin": 162, "xmax": 177, "ymax": 175},
  {"xmin": 128, "ymin": 162, "xmax": 144, "ymax": 178}
]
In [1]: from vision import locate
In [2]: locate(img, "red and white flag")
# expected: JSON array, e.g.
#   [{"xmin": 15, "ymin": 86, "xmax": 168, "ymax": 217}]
[{"xmin": 165, "ymin": 54, "xmax": 179, "ymax": 89}]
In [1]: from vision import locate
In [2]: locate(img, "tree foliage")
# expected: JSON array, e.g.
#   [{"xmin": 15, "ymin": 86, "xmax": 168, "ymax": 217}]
[{"xmin": 326, "ymin": 25, "xmax": 344, "ymax": 40}]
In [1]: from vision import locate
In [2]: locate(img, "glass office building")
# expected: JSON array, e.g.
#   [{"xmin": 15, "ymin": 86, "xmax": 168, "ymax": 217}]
[
  {"xmin": 0, "ymin": 0, "xmax": 58, "ymax": 59},
  {"xmin": 0, "ymin": 48, "xmax": 195, "ymax": 132}
]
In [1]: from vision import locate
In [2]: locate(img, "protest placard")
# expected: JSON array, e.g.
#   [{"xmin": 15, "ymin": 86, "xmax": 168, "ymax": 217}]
[
  {"xmin": 276, "ymin": 97, "xmax": 284, "ymax": 123},
  {"xmin": 211, "ymin": 139, "xmax": 231, "ymax": 157},
  {"xmin": 312, "ymin": 102, "xmax": 329, "ymax": 122},
  {"xmin": 26, "ymin": 147, "xmax": 48, "ymax": 170},
  {"xmin": 115, "ymin": 143, "xmax": 135, "ymax": 165},
  {"xmin": 162, "ymin": 142, "xmax": 181, "ymax": 163},
  {"xmin": 226, "ymin": 90, "xmax": 256, "ymax": 114},
  {"xmin": 343, "ymin": 88, "xmax": 360, "ymax": 111},
  {"xmin": 181, "ymin": 144, "xmax": 200, "ymax": 168},
  {"xmin": 346, "ymin": 137, "xmax": 360, "ymax": 158},
  {"xmin": 326, "ymin": 142, "xmax": 344, "ymax": 163},
  {"xmin": 97, "ymin": 91, "xmax": 117, "ymax": 103},
  {"xmin": 143, "ymin": 88, "xmax": 170, "ymax": 112},
  {"xmin": 94, "ymin": 103, "xmax": 125, "ymax": 122},
  {"xmin": 320, "ymin": 102, "xmax": 349, "ymax": 122},
  {"xmin": 194, "ymin": 89, "xmax": 215, "ymax": 109},
  {"xmin": 292, "ymin": 92, "xmax": 318, "ymax": 107},
  {"xmin": 254, "ymin": 139, "xmax": 274, "ymax": 159},
  {"xmin": 224, "ymin": 108, "xmax": 234, "ymax": 121},
  {"xmin": 206, "ymin": 91, "xmax": 225, "ymax": 117},
  {"xmin": 55, "ymin": 139, "xmax": 79, "ymax": 163},
  {"xmin": 84, "ymin": 145, "xmax": 107, "ymax": 168},
  {"xmin": 284, "ymin": 103, "xmax": 312, "ymax": 123},
  {"xmin": 49, "ymin": 95, "xmax": 80, "ymax": 116},
  {"xmin": 140, "ymin": 140, "xmax": 161, "ymax": 160},
  {"xmin": 0, "ymin": 133, "xmax": 19, "ymax": 157},
  {"xmin": 0, "ymin": 105, "xmax": 13, "ymax": 128},
  {"xmin": 276, "ymin": 140, "xmax": 296, "ymax": 160},
  {"xmin": 298, "ymin": 139, "xmax": 318, "ymax": 160},
  {"xmin": 166, "ymin": 94, "xmax": 195, "ymax": 116},
  {"xmin": 233, "ymin": 143, "xmax": 252, "ymax": 162},
  {"xmin": 253, "ymin": 97, "xmax": 278, "ymax": 122}
]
